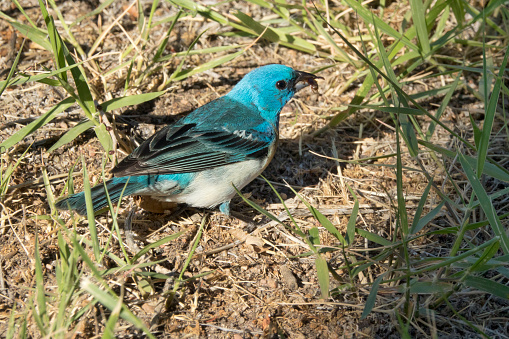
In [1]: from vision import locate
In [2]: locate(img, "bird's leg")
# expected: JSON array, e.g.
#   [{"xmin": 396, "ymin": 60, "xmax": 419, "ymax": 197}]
[{"xmin": 219, "ymin": 201, "xmax": 231, "ymax": 216}]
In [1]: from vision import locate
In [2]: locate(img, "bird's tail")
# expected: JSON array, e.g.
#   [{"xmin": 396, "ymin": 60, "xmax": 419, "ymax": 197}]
[{"xmin": 55, "ymin": 177, "xmax": 145, "ymax": 215}]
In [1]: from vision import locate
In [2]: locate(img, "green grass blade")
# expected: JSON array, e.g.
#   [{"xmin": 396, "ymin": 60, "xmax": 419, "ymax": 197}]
[
  {"xmin": 154, "ymin": 11, "xmax": 182, "ymax": 61},
  {"xmin": 431, "ymin": 3, "xmax": 450, "ymax": 41},
  {"xmin": 351, "ymin": 105, "xmax": 424, "ymax": 115},
  {"xmin": 94, "ymin": 124, "xmax": 114, "ymax": 160},
  {"xmin": 294, "ymin": 195, "xmax": 346, "ymax": 245},
  {"xmin": 305, "ymin": 9, "xmax": 353, "ymax": 64},
  {"xmin": 0, "ymin": 40, "xmax": 24, "ymax": 97},
  {"xmin": 410, "ymin": 180, "xmax": 432, "ymax": 234},
  {"xmin": 5, "ymin": 17, "xmax": 51, "ymax": 51},
  {"xmin": 409, "ymin": 0, "xmax": 430, "ymax": 55},
  {"xmin": 0, "ymin": 97, "xmax": 75, "ymax": 150},
  {"xmin": 171, "ymin": 50, "xmax": 244, "ymax": 82},
  {"xmin": 411, "ymin": 201, "xmax": 445, "ymax": 235},
  {"xmin": 34, "ymin": 230, "xmax": 48, "ymax": 336},
  {"xmin": 47, "ymin": 0, "xmax": 86, "ymax": 59},
  {"xmin": 396, "ymin": 120, "xmax": 409, "ymax": 237},
  {"xmin": 38, "ymin": 0, "xmax": 96, "ymax": 116},
  {"xmin": 147, "ymin": 1, "xmax": 160, "ymax": 33},
  {"xmin": 11, "ymin": 0, "xmax": 37, "ymax": 28},
  {"xmin": 102, "ymin": 292, "xmax": 122, "ymax": 339},
  {"xmin": 412, "ymin": 238, "xmax": 499, "ymax": 275},
  {"xmin": 101, "ymin": 175, "xmax": 131, "ymax": 265},
  {"xmin": 171, "ymin": 215, "xmax": 207, "ymax": 298},
  {"xmin": 477, "ymin": 44, "xmax": 509, "ymax": 176},
  {"xmin": 54, "ymin": 244, "xmax": 79, "ymax": 335},
  {"xmin": 234, "ymin": 185, "xmax": 287, "ymax": 225},
  {"xmin": 361, "ymin": 274, "xmax": 384, "ymax": 319},
  {"xmin": 419, "ymin": 140, "xmax": 509, "ymax": 183},
  {"xmin": 402, "ymin": 281, "xmax": 452, "ymax": 294},
  {"xmin": 100, "ymin": 91, "xmax": 166, "ymax": 112},
  {"xmin": 81, "ymin": 279, "xmax": 156, "ymax": 339},
  {"xmin": 74, "ymin": 234, "xmax": 124, "ymax": 277},
  {"xmin": 71, "ymin": 0, "xmax": 116, "ymax": 28},
  {"xmin": 315, "ymin": 5, "xmax": 474, "ymax": 148},
  {"xmin": 132, "ymin": 231, "xmax": 186, "ymax": 262},
  {"xmin": 1, "ymin": 145, "xmax": 31, "ymax": 200},
  {"xmin": 315, "ymin": 254, "xmax": 330, "ymax": 299},
  {"xmin": 309, "ymin": 227, "xmax": 320, "ymax": 246},
  {"xmin": 47, "ymin": 120, "xmax": 95, "ymax": 153},
  {"xmin": 449, "ymin": 0, "xmax": 465, "ymax": 26},
  {"xmin": 458, "ymin": 153, "xmax": 509, "ymax": 254},
  {"xmin": 179, "ymin": 216, "xmax": 206, "ymax": 282},
  {"xmin": 469, "ymin": 113, "xmax": 482, "ymax": 148},
  {"xmin": 165, "ymin": 29, "xmax": 208, "ymax": 85},
  {"xmin": 343, "ymin": 0, "xmax": 419, "ymax": 52},
  {"xmin": 137, "ymin": 0, "xmax": 148, "ymax": 33},
  {"xmin": 155, "ymin": 44, "xmax": 242, "ymax": 63},
  {"xmin": 232, "ymin": 10, "xmax": 317, "ymax": 54},
  {"xmin": 63, "ymin": 47, "xmax": 96, "ymax": 116},
  {"xmin": 426, "ymin": 72, "xmax": 462, "ymax": 140},
  {"xmin": 38, "ymin": 0, "xmax": 66, "ymax": 80},
  {"xmin": 463, "ymin": 275, "xmax": 509, "ymax": 299},
  {"xmin": 373, "ymin": 17, "xmax": 419, "ymax": 157},
  {"xmin": 468, "ymin": 240, "xmax": 500, "ymax": 273},
  {"xmin": 323, "ymin": 71, "xmax": 375, "ymax": 131},
  {"xmin": 172, "ymin": 0, "xmax": 318, "ymax": 54},
  {"xmin": 0, "ymin": 60, "xmax": 86, "ymax": 89},
  {"xmin": 466, "ymin": 0, "xmax": 507, "ymax": 36},
  {"xmin": 345, "ymin": 200, "xmax": 358, "ymax": 246},
  {"xmin": 42, "ymin": 167, "xmax": 57, "ymax": 214},
  {"xmin": 345, "ymin": 183, "xmax": 359, "ymax": 246},
  {"xmin": 6, "ymin": 302, "xmax": 17, "ymax": 339},
  {"xmin": 100, "ymin": 259, "xmax": 169, "ymax": 276},
  {"xmin": 356, "ymin": 228, "xmax": 392, "ymax": 246}
]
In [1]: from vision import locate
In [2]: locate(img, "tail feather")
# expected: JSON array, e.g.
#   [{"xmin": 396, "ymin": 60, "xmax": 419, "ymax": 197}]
[{"xmin": 55, "ymin": 177, "xmax": 145, "ymax": 215}]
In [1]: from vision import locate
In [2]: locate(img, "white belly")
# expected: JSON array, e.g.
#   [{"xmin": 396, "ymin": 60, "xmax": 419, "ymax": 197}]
[{"xmin": 159, "ymin": 158, "xmax": 268, "ymax": 208}]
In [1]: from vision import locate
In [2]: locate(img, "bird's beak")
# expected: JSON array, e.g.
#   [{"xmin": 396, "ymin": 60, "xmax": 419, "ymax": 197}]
[{"xmin": 294, "ymin": 71, "xmax": 323, "ymax": 92}]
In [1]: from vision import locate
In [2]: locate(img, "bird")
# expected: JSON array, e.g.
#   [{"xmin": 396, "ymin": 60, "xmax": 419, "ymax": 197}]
[{"xmin": 55, "ymin": 64, "xmax": 321, "ymax": 216}]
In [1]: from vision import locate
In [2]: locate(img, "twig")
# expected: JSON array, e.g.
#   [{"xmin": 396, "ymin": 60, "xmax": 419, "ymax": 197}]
[
  {"xmin": 124, "ymin": 203, "xmax": 139, "ymax": 252},
  {"xmin": 7, "ymin": 172, "xmax": 81, "ymax": 191},
  {"xmin": 199, "ymin": 323, "xmax": 263, "ymax": 335}
]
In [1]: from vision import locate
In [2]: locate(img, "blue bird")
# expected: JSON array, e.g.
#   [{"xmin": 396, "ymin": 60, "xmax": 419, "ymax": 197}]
[{"xmin": 56, "ymin": 65, "xmax": 321, "ymax": 216}]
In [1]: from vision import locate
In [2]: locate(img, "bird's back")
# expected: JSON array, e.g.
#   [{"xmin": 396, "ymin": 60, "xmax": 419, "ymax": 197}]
[{"xmin": 111, "ymin": 96, "xmax": 276, "ymax": 177}]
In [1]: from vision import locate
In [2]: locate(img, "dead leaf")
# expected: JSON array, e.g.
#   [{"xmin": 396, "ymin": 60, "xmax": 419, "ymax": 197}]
[{"xmin": 230, "ymin": 229, "xmax": 264, "ymax": 247}]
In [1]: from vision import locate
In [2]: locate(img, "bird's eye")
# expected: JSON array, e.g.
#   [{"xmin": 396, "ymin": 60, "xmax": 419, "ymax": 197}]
[{"xmin": 276, "ymin": 80, "xmax": 287, "ymax": 90}]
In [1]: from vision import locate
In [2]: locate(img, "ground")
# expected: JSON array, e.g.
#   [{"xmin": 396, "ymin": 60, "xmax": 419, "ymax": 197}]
[{"xmin": 1, "ymin": 0, "xmax": 508, "ymax": 338}]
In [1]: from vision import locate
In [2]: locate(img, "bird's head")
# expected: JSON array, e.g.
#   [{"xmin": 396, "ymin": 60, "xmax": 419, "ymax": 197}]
[{"xmin": 226, "ymin": 64, "xmax": 322, "ymax": 125}]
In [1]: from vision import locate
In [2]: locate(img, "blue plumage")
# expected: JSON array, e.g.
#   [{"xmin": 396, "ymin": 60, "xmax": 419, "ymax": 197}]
[{"xmin": 55, "ymin": 65, "xmax": 321, "ymax": 215}]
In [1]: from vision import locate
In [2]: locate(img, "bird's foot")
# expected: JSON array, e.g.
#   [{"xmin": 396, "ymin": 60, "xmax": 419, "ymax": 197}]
[
  {"xmin": 218, "ymin": 201, "xmax": 265, "ymax": 232},
  {"xmin": 232, "ymin": 214, "xmax": 258, "ymax": 232}
]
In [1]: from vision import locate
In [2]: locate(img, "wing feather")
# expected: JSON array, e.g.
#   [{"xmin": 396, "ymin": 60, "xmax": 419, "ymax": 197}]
[{"xmin": 112, "ymin": 115, "xmax": 275, "ymax": 177}]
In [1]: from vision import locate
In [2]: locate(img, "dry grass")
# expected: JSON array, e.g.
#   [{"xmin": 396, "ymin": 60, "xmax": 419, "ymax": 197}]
[{"xmin": 1, "ymin": 0, "xmax": 509, "ymax": 338}]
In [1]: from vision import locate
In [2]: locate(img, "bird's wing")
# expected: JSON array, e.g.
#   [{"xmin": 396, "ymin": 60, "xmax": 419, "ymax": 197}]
[{"xmin": 111, "ymin": 116, "xmax": 275, "ymax": 177}]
